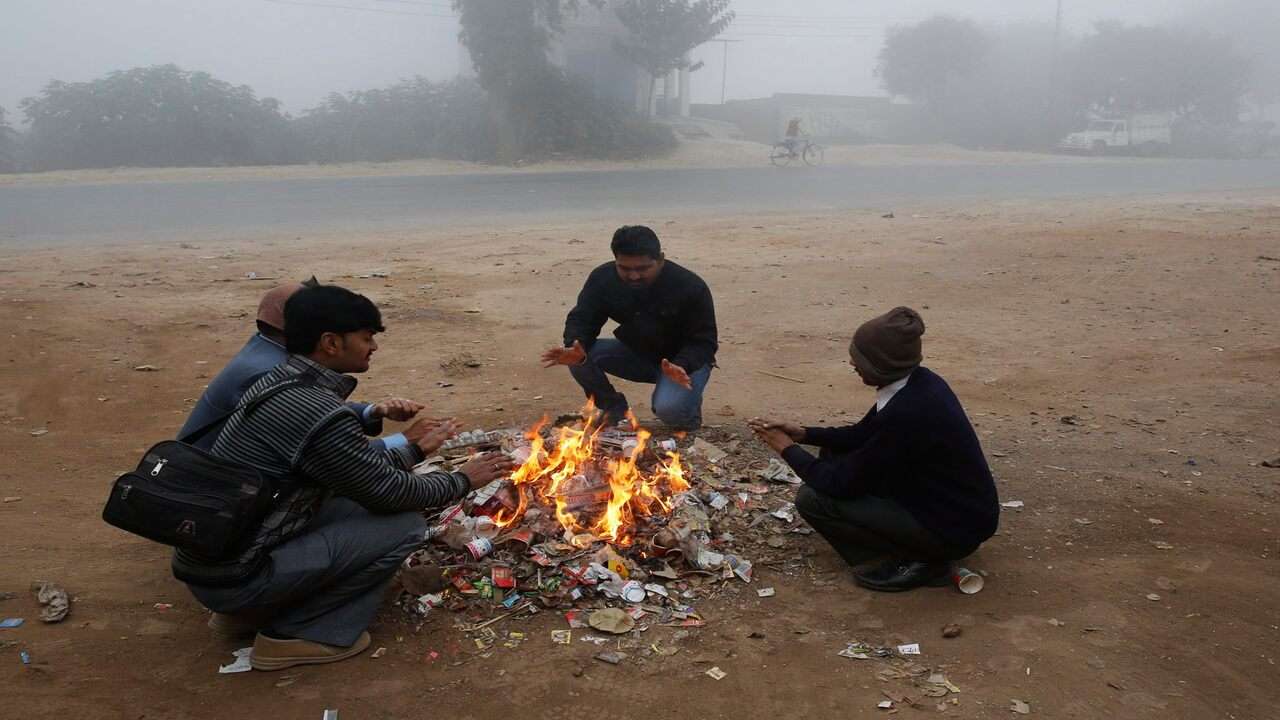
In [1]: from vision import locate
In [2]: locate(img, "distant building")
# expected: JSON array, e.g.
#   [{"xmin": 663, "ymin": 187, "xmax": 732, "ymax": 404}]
[{"xmin": 692, "ymin": 93, "xmax": 916, "ymax": 144}]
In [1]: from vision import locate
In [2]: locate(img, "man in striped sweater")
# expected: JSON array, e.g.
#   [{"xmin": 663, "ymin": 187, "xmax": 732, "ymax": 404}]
[{"xmin": 177, "ymin": 285, "xmax": 514, "ymax": 671}]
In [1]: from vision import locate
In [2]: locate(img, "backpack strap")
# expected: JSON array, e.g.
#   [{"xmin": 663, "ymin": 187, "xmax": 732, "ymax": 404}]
[{"xmin": 178, "ymin": 374, "xmax": 316, "ymax": 445}]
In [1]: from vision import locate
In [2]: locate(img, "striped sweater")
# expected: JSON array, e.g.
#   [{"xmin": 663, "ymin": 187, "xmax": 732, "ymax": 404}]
[{"xmin": 173, "ymin": 354, "xmax": 469, "ymax": 586}]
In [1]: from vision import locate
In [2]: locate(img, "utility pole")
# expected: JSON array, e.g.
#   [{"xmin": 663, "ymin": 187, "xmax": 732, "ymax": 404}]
[
  {"xmin": 708, "ymin": 38, "xmax": 741, "ymax": 104},
  {"xmin": 1050, "ymin": 0, "xmax": 1063, "ymax": 91},
  {"xmin": 1048, "ymin": 0, "xmax": 1064, "ymax": 126}
]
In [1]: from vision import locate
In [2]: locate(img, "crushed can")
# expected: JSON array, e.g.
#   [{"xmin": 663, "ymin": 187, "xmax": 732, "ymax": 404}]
[{"xmin": 466, "ymin": 537, "xmax": 494, "ymax": 561}]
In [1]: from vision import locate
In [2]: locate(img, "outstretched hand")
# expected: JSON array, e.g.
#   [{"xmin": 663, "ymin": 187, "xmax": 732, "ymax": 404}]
[
  {"xmin": 541, "ymin": 340, "xmax": 587, "ymax": 368},
  {"xmin": 660, "ymin": 359, "xmax": 692, "ymax": 390},
  {"xmin": 459, "ymin": 451, "xmax": 517, "ymax": 489},
  {"xmin": 749, "ymin": 417, "xmax": 802, "ymax": 453},
  {"xmin": 747, "ymin": 417, "xmax": 805, "ymax": 442},
  {"xmin": 406, "ymin": 417, "xmax": 458, "ymax": 455},
  {"xmin": 371, "ymin": 398, "xmax": 424, "ymax": 422},
  {"xmin": 751, "ymin": 424, "xmax": 797, "ymax": 454}
]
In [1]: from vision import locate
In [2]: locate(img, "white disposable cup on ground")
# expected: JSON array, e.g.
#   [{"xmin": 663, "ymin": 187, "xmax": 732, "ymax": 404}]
[
  {"xmin": 954, "ymin": 567, "xmax": 984, "ymax": 594},
  {"xmin": 621, "ymin": 580, "xmax": 647, "ymax": 604}
]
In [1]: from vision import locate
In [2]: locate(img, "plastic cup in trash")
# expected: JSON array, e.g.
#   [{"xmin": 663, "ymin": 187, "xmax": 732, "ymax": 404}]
[
  {"xmin": 953, "ymin": 567, "xmax": 984, "ymax": 594},
  {"xmin": 621, "ymin": 580, "xmax": 647, "ymax": 604}
]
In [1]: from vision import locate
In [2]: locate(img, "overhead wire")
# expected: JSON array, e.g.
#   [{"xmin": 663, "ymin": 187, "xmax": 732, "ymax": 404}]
[{"xmin": 262, "ymin": 0, "xmax": 456, "ymax": 19}]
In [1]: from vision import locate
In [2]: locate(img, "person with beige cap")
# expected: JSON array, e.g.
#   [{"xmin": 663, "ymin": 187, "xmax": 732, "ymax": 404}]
[
  {"xmin": 177, "ymin": 280, "xmax": 428, "ymax": 456},
  {"xmin": 750, "ymin": 307, "xmax": 999, "ymax": 592}
]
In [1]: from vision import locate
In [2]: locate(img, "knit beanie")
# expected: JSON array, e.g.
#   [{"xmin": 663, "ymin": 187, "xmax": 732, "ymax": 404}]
[{"xmin": 850, "ymin": 307, "xmax": 925, "ymax": 387}]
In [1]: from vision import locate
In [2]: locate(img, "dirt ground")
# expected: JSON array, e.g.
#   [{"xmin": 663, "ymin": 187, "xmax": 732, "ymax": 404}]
[{"xmin": 1, "ymin": 192, "xmax": 1279, "ymax": 719}]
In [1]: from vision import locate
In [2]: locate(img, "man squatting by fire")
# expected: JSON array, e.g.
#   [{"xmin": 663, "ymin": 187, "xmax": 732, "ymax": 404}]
[
  {"xmin": 542, "ymin": 225, "xmax": 717, "ymax": 431},
  {"xmin": 751, "ymin": 307, "xmax": 1000, "ymax": 592},
  {"xmin": 179, "ymin": 286, "xmax": 515, "ymax": 670}
]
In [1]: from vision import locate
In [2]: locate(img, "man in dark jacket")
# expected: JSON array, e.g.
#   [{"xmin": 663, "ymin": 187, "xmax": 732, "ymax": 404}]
[
  {"xmin": 180, "ymin": 285, "xmax": 514, "ymax": 670},
  {"xmin": 542, "ymin": 226, "xmax": 717, "ymax": 429},
  {"xmin": 750, "ymin": 307, "xmax": 999, "ymax": 592}
]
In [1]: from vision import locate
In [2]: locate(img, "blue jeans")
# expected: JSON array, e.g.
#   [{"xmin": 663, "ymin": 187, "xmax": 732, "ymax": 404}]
[{"xmin": 568, "ymin": 339, "xmax": 711, "ymax": 429}]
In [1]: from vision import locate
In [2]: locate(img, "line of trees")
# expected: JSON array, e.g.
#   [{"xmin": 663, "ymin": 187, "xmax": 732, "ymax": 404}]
[
  {"xmin": 3, "ymin": 1, "xmax": 740, "ymax": 173},
  {"xmin": 2, "ymin": 63, "xmax": 674, "ymax": 173},
  {"xmin": 876, "ymin": 16, "xmax": 1267, "ymax": 149}
]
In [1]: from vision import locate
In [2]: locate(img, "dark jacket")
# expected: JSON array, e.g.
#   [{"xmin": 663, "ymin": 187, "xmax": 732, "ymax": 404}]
[
  {"xmin": 563, "ymin": 260, "xmax": 718, "ymax": 372},
  {"xmin": 781, "ymin": 367, "xmax": 999, "ymax": 550}
]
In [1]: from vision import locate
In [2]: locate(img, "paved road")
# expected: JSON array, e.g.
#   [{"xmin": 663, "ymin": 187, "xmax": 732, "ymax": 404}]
[{"xmin": 4, "ymin": 159, "xmax": 1280, "ymax": 246}]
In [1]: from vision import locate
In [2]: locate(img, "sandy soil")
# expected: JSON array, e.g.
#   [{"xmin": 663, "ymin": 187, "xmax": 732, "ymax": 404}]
[
  {"xmin": 2, "ymin": 193, "xmax": 1279, "ymax": 719},
  {"xmin": 0, "ymin": 139, "xmax": 1103, "ymax": 188}
]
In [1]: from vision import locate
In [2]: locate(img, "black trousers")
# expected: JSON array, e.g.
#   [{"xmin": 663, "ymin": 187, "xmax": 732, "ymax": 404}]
[{"xmin": 795, "ymin": 485, "xmax": 975, "ymax": 568}]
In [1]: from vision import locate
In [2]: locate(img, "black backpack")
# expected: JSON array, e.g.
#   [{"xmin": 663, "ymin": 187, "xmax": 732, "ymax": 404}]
[{"xmin": 102, "ymin": 376, "xmax": 311, "ymax": 559}]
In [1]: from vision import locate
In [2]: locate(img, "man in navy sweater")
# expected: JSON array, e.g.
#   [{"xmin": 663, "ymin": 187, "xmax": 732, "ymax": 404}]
[{"xmin": 751, "ymin": 307, "xmax": 999, "ymax": 592}]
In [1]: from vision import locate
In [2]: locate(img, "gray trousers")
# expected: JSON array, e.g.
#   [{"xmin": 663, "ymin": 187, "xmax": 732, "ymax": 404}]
[
  {"xmin": 189, "ymin": 498, "xmax": 426, "ymax": 647},
  {"xmin": 795, "ymin": 485, "xmax": 972, "ymax": 568}
]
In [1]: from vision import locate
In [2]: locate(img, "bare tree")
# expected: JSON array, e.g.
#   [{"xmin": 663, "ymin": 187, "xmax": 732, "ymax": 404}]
[{"xmin": 613, "ymin": 0, "xmax": 735, "ymax": 117}]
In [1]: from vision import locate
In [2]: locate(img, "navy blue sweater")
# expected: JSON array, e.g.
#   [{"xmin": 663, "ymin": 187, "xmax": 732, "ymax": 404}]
[{"xmin": 781, "ymin": 367, "xmax": 999, "ymax": 550}]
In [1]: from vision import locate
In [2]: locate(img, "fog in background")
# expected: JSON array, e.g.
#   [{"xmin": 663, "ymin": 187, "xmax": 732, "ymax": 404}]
[{"xmin": 1, "ymin": 0, "xmax": 1204, "ymax": 121}]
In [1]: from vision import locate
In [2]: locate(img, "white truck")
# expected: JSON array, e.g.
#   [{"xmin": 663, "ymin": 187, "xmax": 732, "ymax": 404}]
[{"xmin": 1057, "ymin": 113, "xmax": 1176, "ymax": 155}]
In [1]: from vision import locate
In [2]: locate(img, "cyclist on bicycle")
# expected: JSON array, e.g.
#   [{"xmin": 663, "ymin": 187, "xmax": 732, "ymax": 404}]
[{"xmin": 783, "ymin": 117, "xmax": 803, "ymax": 155}]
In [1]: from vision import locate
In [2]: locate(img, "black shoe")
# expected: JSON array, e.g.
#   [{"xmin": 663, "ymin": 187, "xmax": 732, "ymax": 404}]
[{"xmin": 854, "ymin": 560, "xmax": 952, "ymax": 593}]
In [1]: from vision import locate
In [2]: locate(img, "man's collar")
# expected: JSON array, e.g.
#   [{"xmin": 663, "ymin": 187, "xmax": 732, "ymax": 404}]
[
  {"xmin": 256, "ymin": 332, "xmax": 286, "ymax": 351},
  {"xmin": 286, "ymin": 354, "xmax": 358, "ymax": 399},
  {"xmin": 875, "ymin": 373, "xmax": 913, "ymax": 412}
]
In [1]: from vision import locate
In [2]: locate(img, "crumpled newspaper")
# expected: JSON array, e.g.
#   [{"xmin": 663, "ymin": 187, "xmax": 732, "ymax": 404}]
[
  {"xmin": 760, "ymin": 458, "xmax": 802, "ymax": 485},
  {"xmin": 31, "ymin": 581, "xmax": 70, "ymax": 623}
]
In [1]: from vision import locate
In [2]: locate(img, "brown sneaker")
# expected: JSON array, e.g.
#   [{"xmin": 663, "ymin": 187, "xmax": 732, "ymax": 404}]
[
  {"xmin": 249, "ymin": 631, "xmax": 372, "ymax": 672},
  {"xmin": 208, "ymin": 612, "xmax": 259, "ymax": 641}
]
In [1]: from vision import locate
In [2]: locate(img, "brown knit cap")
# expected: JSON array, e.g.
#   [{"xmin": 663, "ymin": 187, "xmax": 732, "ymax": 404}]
[
  {"xmin": 256, "ymin": 283, "xmax": 305, "ymax": 333},
  {"xmin": 850, "ymin": 307, "xmax": 926, "ymax": 387}
]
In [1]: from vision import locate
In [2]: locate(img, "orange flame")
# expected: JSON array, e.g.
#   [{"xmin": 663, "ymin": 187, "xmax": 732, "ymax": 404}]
[{"xmin": 491, "ymin": 401, "xmax": 687, "ymax": 546}]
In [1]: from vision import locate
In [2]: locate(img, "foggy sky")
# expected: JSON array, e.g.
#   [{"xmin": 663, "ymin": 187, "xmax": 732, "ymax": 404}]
[{"xmin": 1, "ymin": 0, "xmax": 1202, "ymax": 122}]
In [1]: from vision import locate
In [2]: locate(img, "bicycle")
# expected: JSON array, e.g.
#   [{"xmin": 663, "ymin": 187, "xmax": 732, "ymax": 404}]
[{"xmin": 769, "ymin": 138, "xmax": 825, "ymax": 167}]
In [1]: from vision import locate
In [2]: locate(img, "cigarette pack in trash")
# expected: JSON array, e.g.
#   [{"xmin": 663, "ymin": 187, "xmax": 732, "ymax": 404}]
[{"xmin": 492, "ymin": 566, "xmax": 516, "ymax": 589}]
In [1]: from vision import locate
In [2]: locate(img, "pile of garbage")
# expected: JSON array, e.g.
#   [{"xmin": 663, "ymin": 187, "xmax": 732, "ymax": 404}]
[{"xmin": 395, "ymin": 416, "xmax": 812, "ymax": 641}]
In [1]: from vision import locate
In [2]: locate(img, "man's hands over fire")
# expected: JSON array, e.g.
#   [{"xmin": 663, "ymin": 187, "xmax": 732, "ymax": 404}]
[
  {"xmin": 405, "ymin": 417, "xmax": 459, "ymax": 456},
  {"xmin": 459, "ymin": 451, "xmax": 516, "ymax": 489},
  {"xmin": 370, "ymin": 398, "xmax": 424, "ymax": 422},
  {"xmin": 541, "ymin": 340, "xmax": 587, "ymax": 368},
  {"xmin": 660, "ymin": 359, "xmax": 692, "ymax": 390},
  {"xmin": 748, "ymin": 417, "xmax": 803, "ymax": 453}
]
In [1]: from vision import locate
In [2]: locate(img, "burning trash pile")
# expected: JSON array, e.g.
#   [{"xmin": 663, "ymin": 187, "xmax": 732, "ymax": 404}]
[{"xmin": 396, "ymin": 403, "xmax": 812, "ymax": 643}]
